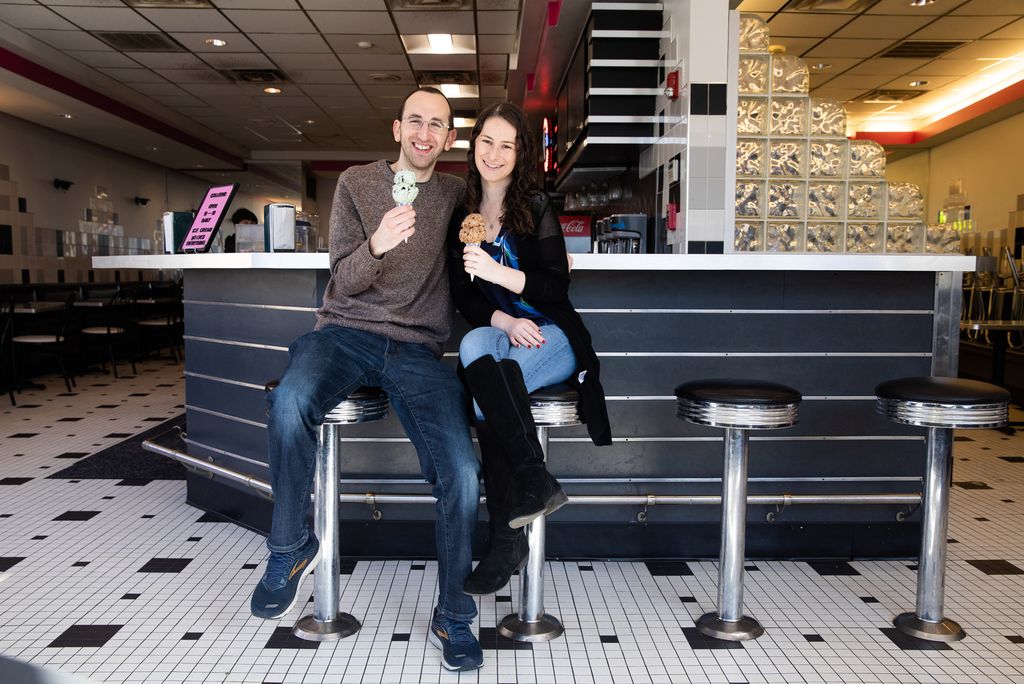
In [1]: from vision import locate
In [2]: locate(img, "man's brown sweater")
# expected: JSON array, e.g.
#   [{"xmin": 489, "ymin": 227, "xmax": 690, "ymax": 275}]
[{"xmin": 316, "ymin": 160, "xmax": 466, "ymax": 356}]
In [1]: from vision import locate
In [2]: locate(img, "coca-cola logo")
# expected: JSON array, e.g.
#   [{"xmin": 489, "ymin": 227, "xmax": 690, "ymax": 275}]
[{"xmin": 559, "ymin": 215, "xmax": 591, "ymax": 237}]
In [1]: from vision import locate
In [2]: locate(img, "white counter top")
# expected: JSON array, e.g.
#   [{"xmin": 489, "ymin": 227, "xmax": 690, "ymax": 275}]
[{"xmin": 93, "ymin": 252, "xmax": 976, "ymax": 272}]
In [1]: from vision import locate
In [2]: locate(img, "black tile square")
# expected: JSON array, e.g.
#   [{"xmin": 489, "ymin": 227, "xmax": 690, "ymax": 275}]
[
  {"xmin": 31, "ymin": 535, "xmax": 47, "ymax": 540},
  {"xmin": 975, "ymin": 517, "xmax": 990, "ymax": 522},
  {"xmin": 339, "ymin": 559, "xmax": 358, "ymax": 575},
  {"xmin": 600, "ymin": 635, "xmax": 619, "ymax": 644},
  {"xmin": 48, "ymin": 624, "xmax": 122, "ymax": 648},
  {"xmin": 101, "ymin": 496, "xmax": 114, "ymax": 500},
  {"xmin": 906, "ymin": 564, "xmax": 919, "ymax": 571},
  {"xmin": 705, "ymin": 241, "xmax": 725, "ymax": 254},
  {"xmin": 129, "ymin": 393, "xmax": 150, "ymax": 397},
  {"xmin": 1000, "ymin": 456, "xmax": 1024, "ymax": 463},
  {"xmin": 116, "ymin": 479, "xmax": 152, "ymax": 487},
  {"xmin": 744, "ymin": 564, "xmax": 758, "ymax": 571},
  {"xmin": 578, "ymin": 564, "xmax": 594, "ymax": 571},
  {"xmin": 0, "ymin": 514, "xmax": 12, "ymax": 518},
  {"xmin": 966, "ymin": 559, "xmax": 1024, "ymax": 575},
  {"xmin": 187, "ymin": 537, "xmax": 202, "ymax": 542},
  {"xmin": 1006, "ymin": 635, "xmax": 1024, "ymax": 644},
  {"xmin": 96, "ymin": 404, "xmax": 119, "ymax": 409},
  {"xmin": 0, "ymin": 224, "xmax": 11, "ymax": 255},
  {"xmin": 803, "ymin": 634, "xmax": 825, "ymax": 642},
  {"xmin": 53, "ymin": 511, "xmax": 100, "ymax": 522},
  {"xmin": 141, "ymin": 514, "xmax": 156, "ymax": 519},
  {"xmin": 243, "ymin": 563, "xmax": 258, "ymax": 570},
  {"xmin": 948, "ymin": 538, "xmax": 959, "ymax": 544},
  {"xmin": 645, "ymin": 560, "xmax": 693, "ymax": 576},
  {"xmin": 953, "ymin": 436, "xmax": 974, "ymax": 442},
  {"xmin": 55, "ymin": 452, "xmax": 89, "ymax": 459},
  {"xmin": 181, "ymin": 632, "xmax": 202, "ymax": 641},
  {"xmin": 72, "ymin": 562, "xmax": 89, "ymax": 567},
  {"xmin": 881, "ymin": 627, "xmax": 951, "ymax": 651},
  {"xmin": 104, "ymin": 433, "xmax": 132, "ymax": 438},
  {"xmin": 264, "ymin": 626, "xmax": 319, "ymax": 650},
  {"xmin": 57, "ymin": 417, "xmax": 84, "ymax": 422},
  {"xmin": 708, "ymin": 83, "xmax": 728, "ymax": 115},
  {"xmin": 0, "ymin": 557, "xmax": 26, "ymax": 571},
  {"xmin": 1003, "ymin": 499, "xmax": 1016, "ymax": 503},
  {"xmin": 121, "ymin": 593, "xmax": 140, "ymax": 600},
  {"xmin": 860, "ymin": 596, "xmax": 879, "ymax": 604},
  {"xmin": 138, "ymin": 558, "xmax": 192, "ymax": 573},
  {"xmin": 16, "ymin": 404, "xmax": 40, "ymax": 409},
  {"xmin": 391, "ymin": 633, "xmax": 410, "ymax": 642},
  {"xmin": 495, "ymin": 595, "xmax": 512, "ymax": 603},
  {"xmin": 679, "ymin": 596, "xmax": 698, "ymax": 604},
  {"xmin": 0, "ymin": 478, "xmax": 32, "ymax": 485},
  {"xmin": 196, "ymin": 512, "xmax": 229, "ymax": 523},
  {"xmin": 479, "ymin": 627, "xmax": 531, "ymax": 651},
  {"xmin": 953, "ymin": 481, "xmax": 992, "ymax": 490},
  {"xmin": 689, "ymin": 83, "xmax": 709, "ymax": 115},
  {"xmin": 410, "ymin": 563, "xmax": 425, "ymax": 570},
  {"xmin": 807, "ymin": 560, "xmax": 860, "ymax": 576},
  {"xmin": 682, "ymin": 626, "xmax": 743, "ymax": 650},
  {"xmin": 9, "ymin": 433, "xmax": 38, "ymax": 438}
]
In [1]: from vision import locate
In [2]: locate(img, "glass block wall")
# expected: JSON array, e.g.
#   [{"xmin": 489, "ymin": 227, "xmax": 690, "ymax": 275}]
[{"xmin": 733, "ymin": 14, "xmax": 958, "ymax": 254}]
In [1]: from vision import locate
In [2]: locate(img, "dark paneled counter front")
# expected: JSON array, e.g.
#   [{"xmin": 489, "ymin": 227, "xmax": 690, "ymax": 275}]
[{"xmin": 94, "ymin": 253, "xmax": 973, "ymax": 560}]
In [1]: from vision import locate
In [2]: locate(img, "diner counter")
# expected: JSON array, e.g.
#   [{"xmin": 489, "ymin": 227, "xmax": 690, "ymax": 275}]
[
  {"xmin": 92, "ymin": 252, "xmax": 971, "ymax": 560},
  {"xmin": 94, "ymin": 252, "xmax": 975, "ymax": 272}
]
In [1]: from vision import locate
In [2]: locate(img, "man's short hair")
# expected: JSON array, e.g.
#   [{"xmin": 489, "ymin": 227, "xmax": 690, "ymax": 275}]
[{"xmin": 396, "ymin": 87, "xmax": 452, "ymax": 126}]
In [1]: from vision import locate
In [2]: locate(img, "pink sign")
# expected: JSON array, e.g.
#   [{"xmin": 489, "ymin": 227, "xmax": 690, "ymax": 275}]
[{"xmin": 180, "ymin": 184, "xmax": 238, "ymax": 253}]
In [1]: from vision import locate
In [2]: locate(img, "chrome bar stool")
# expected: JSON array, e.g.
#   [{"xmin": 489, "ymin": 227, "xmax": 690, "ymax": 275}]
[
  {"xmin": 875, "ymin": 376, "xmax": 1009, "ymax": 642},
  {"xmin": 498, "ymin": 383, "xmax": 580, "ymax": 643},
  {"xmin": 265, "ymin": 381, "xmax": 389, "ymax": 642},
  {"xmin": 675, "ymin": 379, "xmax": 801, "ymax": 641}
]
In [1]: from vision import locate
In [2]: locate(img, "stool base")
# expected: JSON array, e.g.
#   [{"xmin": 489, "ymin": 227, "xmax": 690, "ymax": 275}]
[
  {"xmin": 696, "ymin": 612, "xmax": 764, "ymax": 641},
  {"xmin": 498, "ymin": 613, "xmax": 564, "ymax": 642},
  {"xmin": 293, "ymin": 613, "xmax": 361, "ymax": 641},
  {"xmin": 893, "ymin": 612, "xmax": 964, "ymax": 642}
]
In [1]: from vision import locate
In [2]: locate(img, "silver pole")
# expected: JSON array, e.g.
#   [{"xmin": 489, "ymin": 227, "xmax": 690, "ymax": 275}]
[
  {"xmin": 314, "ymin": 422, "xmax": 340, "ymax": 623},
  {"xmin": 917, "ymin": 427, "xmax": 951, "ymax": 622},
  {"xmin": 719, "ymin": 427, "xmax": 748, "ymax": 622}
]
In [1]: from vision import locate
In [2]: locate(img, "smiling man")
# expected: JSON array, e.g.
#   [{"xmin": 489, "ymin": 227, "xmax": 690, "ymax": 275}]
[{"xmin": 250, "ymin": 87, "xmax": 484, "ymax": 673}]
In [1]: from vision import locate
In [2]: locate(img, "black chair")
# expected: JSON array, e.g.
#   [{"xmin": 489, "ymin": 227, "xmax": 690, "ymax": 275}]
[
  {"xmin": 137, "ymin": 285, "xmax": 183, "ymax": 362},
  {"xmin": 80, "ymin": 288, "xmax": 138, "ymax": 378},
  {"xmin": 1, "ymin": 299, "xmax": 15, "ymax": 405},
  {"xmin": 10, "ymin": 291, "xmax": 78, "ymax": 398}
]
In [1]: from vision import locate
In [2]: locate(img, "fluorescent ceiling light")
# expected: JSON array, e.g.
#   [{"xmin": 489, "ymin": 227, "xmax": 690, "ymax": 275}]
[
  {"xmin": 453, "ymin": 117, "xmax": 476, "ymax": 128},
  {"xmin": 439, "ymin": 83, "xmax": 461, "ymax": 98},
  {"xmin": 452, "ymin": 140, "xmax": 470, "ymax": 149},
  {"xmin": 427, "ymin": 34, "xmax": 453, "ymax": 53}
]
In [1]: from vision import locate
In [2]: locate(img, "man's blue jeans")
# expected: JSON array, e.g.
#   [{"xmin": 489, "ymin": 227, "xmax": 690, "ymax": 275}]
[{"xmin": 266, "ymin": 325, "xmax": 479, "ymax": 623}]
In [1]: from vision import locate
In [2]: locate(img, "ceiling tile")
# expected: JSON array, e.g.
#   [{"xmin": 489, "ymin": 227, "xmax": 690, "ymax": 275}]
[
  {"xmin": 97, "ymin": 67, "xmax": 166, "ymax": 83},
  {"xmin": 137, "ymin": 9, "xmax": 235, "ymax": 33},
  {"xmin": 221, "ymin": 9, "xmax": 315, "ymax": 33},
  {"xmin": 986, "ymin": 18, "xmax": 1024, "ymax": 39},
  {"xmin": 832, "ymin": 14, "xmax": 934, "ymax": 39},
  {"xmin": 299, "ymin": 0, "xmax": 386, "ymax": 8},
  {"xmin": 36, "ymin": 0, "xmax": 124, "ymax": 6},
  {"xmin": 49, "ymin": 6, "xmax": 156, "ymax": 31},
  {"xmin": 481, "ymin": 85, "xmax": 506, "ymax": 97},
  {"xmin": 307, "ymin": 10, "xmax": 393, "ymax": 33},
  {"xmin": 477, "ymin": 10, "xmax": 517, "ymax": 34},
  {"xmin": 66, "ymin": 50, "xmax": 139, "ymax": 68},
  {"xmin": 478, "ymin": 53, "xmax": 507, "ymax": 70},
  {"xmin": 271, "ymin": 53, "xmax": 343, "ymax": 70},
  {"xmin": 298, "ymin": 83, "xmax": 364, "ymax": 97},
  {"xmin": 348, "ymin": 70, "xmax": 416, "ymax": 85},
  {"xmin": 26, "ymin": 29, "xmax": 111, "ymax": 51},
  {"xmin": 867, "ymin": 0, "xmax": 948, "ymax": 15},
  {"xmin": 909, "ymin": 15, "xmax": 1018, "ymax": 40},
  {"xmin": 881, "ymin": 74, "xmax": 960, "ymax": 90},
  {"xmin": 770, "ymin": 37, "xmax": 821, "ymax": 56},
  {"xmin": 767, "ymin": 12, "xmax": 854, "ymax": 38},
  {"xmin": 842, "ymin": 58, "xmax": 930, "ymax": 76},
  {"xmin": 408, "ymin": 53, "xmax": 477, "ymax": 70},
  {"xmin": 324, "ymin": 34, "xmax": 405, "ymax": 54},
  {"xmin": 807, "ymin": 86, "xmax": 867, "ymax": 102},
  {"xmin": 150, "ymin": 93, "xmax": 207, "ymax": 108},
  {"xmin": 942, "ymin": 38, "xmax": 1023, "ymax": 59},
  {"xmin": 200, "ymin": 52, "xmax": 276, "ymax": 69},
  {"xmin": 804, "ymin": 38, "xmax": 897, "ymax": 58},
  {"xmin": 321, "ymin": 96, "xmax": 374, "ymax": 110},
  {"xmin": 171, "ymin": 32, "xmax": 259, "ymax": 53},
  {"xmin": 131, "ymin": 81, "xmax": 189, "ymax": 96},
  {"xmin": 803, "ymin": 57, "xmax": 862, "ymax": 72},
  {"xmin": 338, "ymin": 53, "xmax": 410, "ymax": 70},
  {"xmin": 819, "ymin": 73, "xmax": 888, "ymax": 90},
  {"xmin": 212, "ymin": 0, "xmax": 301, "ymax": 8},
  {"xmin": 951, "ymin": 0, "xmax": 1024, "ymax": 15},
  {"xmin": 127, "ymin": 52, "xmax": 209, "ymax": 69},
  {"xmin": 156, "ymin": 68, "xmax": 230, "ymax": 83},
  {"xmin": 249, "ymin": 33, "xmax": 331, "ymax": 53},
  {"xmin": 0, "ymin": 5, "xmax": 76, "ymax": 30},
  {"xmin": 360, "ymin": 83, "xmax": 418, "ymax": 97},
  {"xmin": 478, "ymin": 35, "xmax": 516, "ymax": 53},
  {"xmin": 187, "ymin": 83, "xmax": 247, "ymax": 98},
  {"xmin": 288, "ymin": 70, "xmax": 354, "ymax": 84},
  {"xmin": 911, "ymin": 58, "xmax": 982, "ymax": 76},
  {"xmin": 392, "ymin": 11, "xmax": 474, "ymax": 34},
  {"xmin": 736, "ymin": 0, "xmax": 788, "ymax": 9}
]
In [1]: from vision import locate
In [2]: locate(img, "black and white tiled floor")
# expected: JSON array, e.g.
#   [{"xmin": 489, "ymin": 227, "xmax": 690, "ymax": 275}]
[{"xmin": 3, "ymin": 359, "xmax": 1024, "ymax": 683}]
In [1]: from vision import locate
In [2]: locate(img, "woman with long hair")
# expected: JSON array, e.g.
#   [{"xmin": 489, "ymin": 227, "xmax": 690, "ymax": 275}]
[{"xmin": 449, "ymin": 102, "xmax": 611, "ymax": 595}]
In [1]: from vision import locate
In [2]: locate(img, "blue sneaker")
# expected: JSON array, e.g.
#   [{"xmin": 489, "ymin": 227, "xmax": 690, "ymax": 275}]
[
  {"xmin": 250, "ymin": 535, "xmax": 320, "ymax": 619},
  {"xmin": 429, "ymin": 608, "xmax": 483, "ymax": 672}
]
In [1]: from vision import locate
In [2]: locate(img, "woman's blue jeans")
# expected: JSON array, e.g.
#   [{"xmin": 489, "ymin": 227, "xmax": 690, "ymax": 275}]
[
  {"xmin": 266, "ymin": 325, "xmax": 480, "ymax": 623},
  {"xmin": 458, "ymin": 324, "xmax": 577, "ymax": 420}
]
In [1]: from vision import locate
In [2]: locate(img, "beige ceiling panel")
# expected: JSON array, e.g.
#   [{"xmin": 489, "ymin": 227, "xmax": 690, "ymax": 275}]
[
  {"xmin": 221, "ymin": 10, "xmax": 316, "ymax": 33},
  {"xmin": 769, "ymin": 37, "xmax": 821, "ymax": 56},
  {"xmin": 805, "ymin": 38, "xmax": 896, "ymax": 58},
  {"xmin": 736, "ymin": 0, "xmax": 788, "ymax": 10},
  {"xmin": 131, "ymin": 81, "xmax": 189, "ymax": 96},
  {"xmin": 171, "ymin": 32, "xmax": 259, "ymax": 53},
  {"xmin": 66, "ymin": 50, "xmax": 138, "ymax": 68},
  {"xmin": 477, "ymin": 10, "xmax": 518, "ymax": 34},
  {"xmin": 348, "ymin": 70, "xmax": 416, "ymax": 85},
  {"xmin": 324, "ymin": 34, "xmax": 405, "ymax": 54},
  {"xmin": 338, "ymin": 53, "xmax": 410, "ymax": 71},
  {"xmin": 943, "ymin": 38, "xmax": 1023, "ymax": 59},
  {"xmin": 307, "ymin": 10, "xmax": 394, "ymax": 33},
  {"xmin": 842, "ymin": 58, "xmax": 930, "ymax": 75},
  {"xmin": 128, "ymin": 52, "xmax": 208, "ymax": 69},
  {"xmin": 478, "ymin": 35, "xmax": 516, "ymax": 53},
  {"xmin": 0, "ymin": 5, "xmax": 77, "ymax": 30},
  {"xmin": 988, "ymin": 19, "xmax": 1024, "ymax": 39},
  {"xmin": 150, "ymin": 93, "xmax": 207, "ymax": 108},
  {"xmin": 249, "ymin": 33, "xmax": 331, "ymax": 53},
  {"xmin": 407, "ymin": 53, "xmax": 477, "ymax": 70},
  {"xmin": 271, "ymin": 53, "xmax": 343, "ymax": 70},
  {"xmin": 49, "ymin": 6, "xmax": 156, "ymax": 31},
  {"xmin": 881, "ymin": 74, "xmax": 960, "ymax": 90},
  {"xmin": 808, "ymin": 73, "xmax": 833, "ymax": 88},
  {"xmin": 98, "ymin": 67, "xmax": 165, "ymax": 83},
  {"xmin": 820, "ymin": 73, "xmax": 890, "ymax": 90},
  {"xmin": 288, "ymin": 70, "xmax": 354, "ymax": 84},
  {"xmin": 296, "ymin": 84, "xmax": 362, "ymax": 98},
  {"xmin": 321, "ymin": 97, "xmax": 374, "ymax": 110},
  {"xmin": 951, "ymin": 0, "xmax": 1024, "ymax": 15},
  {"xmin": 36, "ymin": 0, "xmax": 124, "ymax": 6},
  {"xmin": 841, "ymin": 101, "xmax": 897, "ymax": 112},
  {"xmin": 187, "ymin": 83, "xmax": 247, "ymax": 98},
  {"xmin": 767, "ymin": 13, "xmax": 854, "ymax": 38},
  {"xmin": 26, "ymin": 29, "xmax": 110, "ymax": 51},
  {"xmin": 832, "ymin": 14, "xmax": 934, "ymax": 39},
  {"xmin": 480, "ymin": 71, "xmax": 506, "ymax": 85},
  {"xmin": 912, "ymin": 59, "xmax": 982, "ymax": 76},
  {"xmin": 909, "ymin": 15, "xmax": 1018, "ymax": 40},
  {"xmin": 361, "ymin": 83, "xmax": 417, "ymax": 97},
  {"xmin": 212, "ymin": 0, "xmax": 301, "ymax": 8},
  {"xmin": 481, "ymin": 85, "xmax": 506, "ymax": 98},
  {"xmin": 299, "ymin": 0, "xmax": 387, "ymax": 9},
  {"xmin": 137, "ymin": 9, "xmax": 235, "ymax": 33},
  {"xmin": 478, "ymin": 53, "xmax": 507, "ymax": 71},
  {"xmin": 866, "ymin": 0, "xmax": 947, "ymax": 15},
  {"xmin": 807, "ymin": 87, "xmax": 867, "ymax": 102},
  {"xmin": 804, "ymin": 57, "xmax": 862, "ymax": 72},
  {"xmin": 200, "ymin": 53, "xmax": 276, "ymax": 69},
  {"xmin": 392, "ymin": 11, "xmax": 474, "ymax": 34},
  {"xmin": 156, "ymin": 69, "xmax": 230, "ymax": 83}
]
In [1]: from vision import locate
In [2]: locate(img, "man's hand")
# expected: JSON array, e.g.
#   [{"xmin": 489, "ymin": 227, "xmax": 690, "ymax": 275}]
[{"xmin": 369, "ymin": 205, "xmax": 416, "ymax": 257}]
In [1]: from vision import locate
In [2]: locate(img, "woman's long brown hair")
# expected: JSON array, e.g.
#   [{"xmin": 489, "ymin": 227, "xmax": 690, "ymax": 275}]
[{"xmin": 464, "ymin": 102, "xmax": 540, "ymax": 238}]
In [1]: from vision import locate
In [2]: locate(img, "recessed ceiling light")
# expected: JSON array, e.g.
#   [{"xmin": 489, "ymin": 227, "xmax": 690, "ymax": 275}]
[
  {"xmin": 56, "ymin": 113, "xmax": 74, "ymax": 119},
  {"xmin": 909, "ymin": 0, "xmax": 934, "ymax": 6},
  {"xmin": 357, "ymin": 40, "xmax": 374, "ymax": 49},
  {"xmin": 810, "ymin": 62, "xmax": 832, "ymax": 70},
  {"xmin": 146, "ymin": 145, "xmax": 159, "ymax": 151},
  {"xmin": 194, "ymin": 163, "xmax": 206, "ymax": 168},
  {"xmin": 263, "ymin": 86, "xmax": 282, "ymax": 94},
  {"xmin": 302, "ymin": 119, "xmax": 316, "ymax": 125},
  {"xmin": 427, "ymin": 33, "xmax": 454, "ymax": 53},
  {"xmin": 452, "ymin": 140, "xmax": 469, "ymax": 149},
  {"xmin": 439, "ymin": 83, "xmax": 461, "ymax": 98},
  {"xmin": 204, "ymin": 38, "xmax": 227, "ymax": 47},
  {"xmin": 909, "ymin": 80, "xmax": 929, "ymax": 86},
  {"xmin": 453, "ymin": 117, "xmax": 476, "ymax": 128}
]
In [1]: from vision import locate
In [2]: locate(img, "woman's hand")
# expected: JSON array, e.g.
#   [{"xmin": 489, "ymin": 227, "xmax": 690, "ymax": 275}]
[
  {"xmin": 493, "ymin": 312, "xmax": 545, "ymax": 348},
  {"xmin": 463, "ymin": 244, "xmax": 505, "ymax": 284}
]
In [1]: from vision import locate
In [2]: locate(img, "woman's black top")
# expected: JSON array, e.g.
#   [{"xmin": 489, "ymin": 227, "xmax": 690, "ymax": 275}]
[{"xmin": 448, "ymin": 190, "xmax": 612, "ymax": 446}]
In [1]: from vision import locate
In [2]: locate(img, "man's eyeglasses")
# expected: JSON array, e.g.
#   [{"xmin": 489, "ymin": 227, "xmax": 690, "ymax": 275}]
[{"xmin": 403, "ymin": 116, "xmax": 449, "ymax": 135}]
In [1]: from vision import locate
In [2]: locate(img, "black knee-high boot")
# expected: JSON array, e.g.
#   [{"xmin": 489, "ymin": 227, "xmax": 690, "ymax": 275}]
[
  {"xmin": 463, "ymin": 356, "xmax": 568, "ymax": 530},
  {"xmin": 463, "ymin": 422, "xmax": 528, "ymax": 595}
]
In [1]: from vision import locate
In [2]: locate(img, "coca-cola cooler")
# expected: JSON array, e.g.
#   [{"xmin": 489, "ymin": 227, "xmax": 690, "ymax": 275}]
[{"xmin": 558, "ymin": 215, "xmax": 592, "ymax": 253}]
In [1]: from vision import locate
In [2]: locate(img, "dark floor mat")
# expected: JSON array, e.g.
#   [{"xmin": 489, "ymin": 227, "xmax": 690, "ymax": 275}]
[{"xmin": 47, "ymin": 415, "xmax": 187, "ymax": 480}]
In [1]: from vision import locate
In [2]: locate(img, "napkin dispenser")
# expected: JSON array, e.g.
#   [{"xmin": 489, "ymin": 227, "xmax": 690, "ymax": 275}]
[{"xmin": 263, "ymin": 203, "xmax": 296, "ymax": 252}]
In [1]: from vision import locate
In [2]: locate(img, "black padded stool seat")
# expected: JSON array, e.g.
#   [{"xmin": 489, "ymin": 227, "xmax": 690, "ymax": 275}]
[
  {"xmin": 675, "ymin": 379, "xmax": 801, "ymax": 430},
  {"xmin": 529, "ymin": 383, "xmax": 583, "ymax": 428},
  {"xmin": 876, "ymin": 376, "xmax": 1009, "ymax": 429}
]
